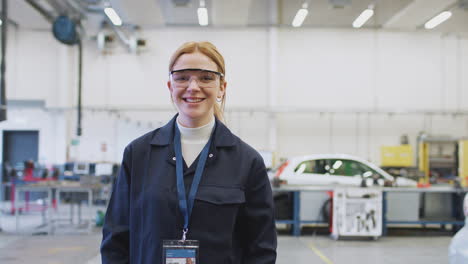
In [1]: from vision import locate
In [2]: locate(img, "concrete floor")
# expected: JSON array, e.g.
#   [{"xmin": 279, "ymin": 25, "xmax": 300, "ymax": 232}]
[
  {"xmin": 0, "ymin": 232, "xmax": 101, "ymax": 264},
  {"xmin": 0, "ymin": 231, "xmax": 453, "ymax": 264},
  {"xmin": 0, "ymin": 205, "xmax": 454, "ymax": 264},
  {"xmin": 278, "ymin": 235, "xmax": 451, "ymax": 264}
]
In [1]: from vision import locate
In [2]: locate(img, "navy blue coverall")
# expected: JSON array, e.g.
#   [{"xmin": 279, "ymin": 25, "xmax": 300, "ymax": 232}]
[{"xmin": 101, "ymin": 115, "xmax": 277, "ymax": 264}]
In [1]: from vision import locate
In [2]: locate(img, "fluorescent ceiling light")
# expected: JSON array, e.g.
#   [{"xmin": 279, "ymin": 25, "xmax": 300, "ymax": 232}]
[
  {"xmin": 352, "ymin": 8, "xmax": 374, "ymax": 28},
  {"xmin": 424, "ymin": 11, "xmax": 452, "ymax": 29},
  {"xmin": 198, "ymin": 7, "xmax": 208, "ymax": 26},
  {"xmin": 104, "ymin": 7, "xmax": 122, "ymax": 26},
  {"xmin": 0, "ymin": 19, "xmax": 2, "ymax": 26},
  {"xmin": 292, "ymin": 8, "xmax": 308, "ymax": 27}
]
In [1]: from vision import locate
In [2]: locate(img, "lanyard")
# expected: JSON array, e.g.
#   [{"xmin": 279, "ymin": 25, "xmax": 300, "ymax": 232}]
[{"xmin": 174, "ymin": 124, "xmax": 212, "ymax": 241}]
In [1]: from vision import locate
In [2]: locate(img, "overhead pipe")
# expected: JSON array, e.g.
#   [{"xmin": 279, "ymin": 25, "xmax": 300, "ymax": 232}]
[
  {"xmin": 26, "ymin": 0, "xmax": 85, "ymax": 136},
  {"xmin": 103, "ymin": 18, "xmax": 134, "ymax": 51},
  {"xmin": 68, "ymin": 0, "xmax": 103, "ymax": 13},
  {"xmin": 68, "ymin": 0, "xmax": 136, "ymax": 52},
  {"xmin": 46, "ymin": 0, "xmax": 87, "ymax": 23},
  {"xmin": 0, "ymin": 0, "xmax": 8, "ymax": 122},
  {"xmin": 77, "ymin": 38, "xmax": 83, "ymax": 136},
  {"xmin": 63, "ymin": 0, "xmax": 89, "ymax": 19},
  {"xmin": 27, "ymin": 0, "xmax": 137, "ymax": 136},
  {"xmin": 45, "ymin": 0, "xmax": 67, "ymax": 14},
  {"xmin": 25, "ymin": 0, "xmax": 55, "ymax": 23},
  {"xmin": 0, "ymin": 0, "xmax": 4, "ymax": 231}
]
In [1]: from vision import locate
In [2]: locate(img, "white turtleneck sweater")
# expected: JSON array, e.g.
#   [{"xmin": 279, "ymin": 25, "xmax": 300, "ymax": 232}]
[{"xmin": 176, "ymin": 117, "xmax": 215, "ymax": 167}]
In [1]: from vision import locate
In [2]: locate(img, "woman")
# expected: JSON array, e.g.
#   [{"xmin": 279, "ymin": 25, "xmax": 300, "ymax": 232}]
[
  {"xmin": 449, "ymin": 193, "xmax": 468, "ymax": 264},
  {"xmin": 101, "ymin": 41, "xmax": 277, "ymax": 264}
]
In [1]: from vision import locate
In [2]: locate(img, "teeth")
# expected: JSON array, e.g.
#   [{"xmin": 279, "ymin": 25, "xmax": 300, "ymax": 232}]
[{"xmin": 185, "ymin": 98, "xmax": 203, "ymax": 103}]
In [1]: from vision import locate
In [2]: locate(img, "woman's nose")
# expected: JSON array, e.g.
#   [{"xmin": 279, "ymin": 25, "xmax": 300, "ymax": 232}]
[{"xmin": 186, "ymin": 77, "xmax": 201, "ymax": 91}]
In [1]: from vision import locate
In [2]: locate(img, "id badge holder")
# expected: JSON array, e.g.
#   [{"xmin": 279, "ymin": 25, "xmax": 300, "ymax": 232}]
[{"xmin": 163, "ymin": 240, "xmax": 199, "ymax": 264}]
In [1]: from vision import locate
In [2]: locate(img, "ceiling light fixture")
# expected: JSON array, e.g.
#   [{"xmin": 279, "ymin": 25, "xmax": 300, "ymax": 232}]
[
  {"xmin": 104, "ymin": 7, "xmax": 122, "ymax": 26},
  {"xmin": 353, "ymin": 8, "xmax": 374, "ymax": 28},
  {"xmin": 292, "ymin": 3, "xmax": 309, "ymax": 27},
  {"xmin": 198, "ymin": 0, "xmax": 208, "ymax": 26},
  {"xmin": 424, "ymin": 11, "xmax": 452, "ymax": 29},
  {"xmin": 0, "ymin": 19, "xmax": 2, "ymax": 26}
]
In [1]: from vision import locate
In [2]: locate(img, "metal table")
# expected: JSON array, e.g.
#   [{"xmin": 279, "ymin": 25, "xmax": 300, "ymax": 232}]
[
  {"xmin": 12, "ymin": 184, "xmax": 96, "ymax": 234},
  {"xmin": 273, "ymin": 185, "xmax": 468, "ymax": 236},
  {"xmin": 55, "ymin": 186, "xmax": 94, "ymax": 234},
  {"xmin": 14, "ymin": 185, "xmax": 53, "ymax": 234},
  {"xmin": 381, "ymin": 186, "xmax": 467, "ymax": 235},
  {"xmin": 273, "ymin": 186, "xmax": 334, "ymax": 236}
]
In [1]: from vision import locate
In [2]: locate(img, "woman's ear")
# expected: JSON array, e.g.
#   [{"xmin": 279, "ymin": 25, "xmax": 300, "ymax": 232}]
[
  {"xmin": 218, "ymin": 81, "xmax": 227, "ymax": 98},
  {"xmin": 167, "ymin": 80, "xmax": 173, "ymax": 93}
]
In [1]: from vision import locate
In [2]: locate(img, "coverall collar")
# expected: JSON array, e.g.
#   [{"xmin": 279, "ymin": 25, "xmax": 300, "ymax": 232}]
[{"xmin": 150, "ymin": 114, "xmax": 236, "ymax": 148}]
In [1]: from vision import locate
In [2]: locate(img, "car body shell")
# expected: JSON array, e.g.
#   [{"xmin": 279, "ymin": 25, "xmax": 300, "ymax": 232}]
[{"xmin": 273, "ymin": 154, "xmax": 417, "ymax": 187}]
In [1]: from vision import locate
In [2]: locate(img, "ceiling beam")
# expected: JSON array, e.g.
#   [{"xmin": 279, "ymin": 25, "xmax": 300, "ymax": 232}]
[{"xmin": 24, "ymin": 0, "xmax": 56, "ymax": 23}]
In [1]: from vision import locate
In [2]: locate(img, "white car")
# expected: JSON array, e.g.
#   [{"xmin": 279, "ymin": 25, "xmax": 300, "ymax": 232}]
[{"xmin": 272, "ymin": 154, "xmax": 417, "ymax": 187}]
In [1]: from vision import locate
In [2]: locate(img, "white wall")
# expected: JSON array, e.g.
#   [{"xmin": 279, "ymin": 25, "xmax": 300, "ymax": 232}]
[
  {"xmin": 82, "ymin": 28, "xmax": 270, "ymax": 108},
  {"xmin": 275, "ymin": 29, "xmax": 468, "ymax": 164},
  {"xmin": 2, "ymin": 27, "xmax": 468, "ymax": 165},
  {"xmin": 277, "ymin": 29, "xmax": 468, "ymax": 111},
  {"xmin": 8, "ymin": 30, "xmax": 61, "ymax": 103},
  {"xmin": 0, "ymin": 108, "xmax": 66, "ymax": 165}
]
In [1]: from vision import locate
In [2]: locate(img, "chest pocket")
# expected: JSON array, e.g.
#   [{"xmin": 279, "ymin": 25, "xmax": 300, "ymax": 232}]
[
  {"xmin": 191, "ymin": 185, "xmax": 245, "ymax": 237},
  {"xmin": 195, "ymin": 185, "xmax": 245, "ymax": 205}
]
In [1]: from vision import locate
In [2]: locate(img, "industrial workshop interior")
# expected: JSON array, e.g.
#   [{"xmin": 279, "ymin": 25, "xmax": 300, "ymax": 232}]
[{"xmin": 1, "ymin": 0, "xmax": 468, "ymax": 263}]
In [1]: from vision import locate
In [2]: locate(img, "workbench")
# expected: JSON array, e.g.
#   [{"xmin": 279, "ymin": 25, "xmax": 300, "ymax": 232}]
[
  {"xmin": 54, "ymin": 186, "xmax": 94, "ymax": 234},
  {"xmin": 273, "ymin": 185, "xmax": 467, "ymax": 236},
  {"xmin": 13, "ymin": 184, "xmax": 96, "ymax": 234},
  {"xmin": 14, "ymin": 185, "xmax": 53, "ymax": 234}
]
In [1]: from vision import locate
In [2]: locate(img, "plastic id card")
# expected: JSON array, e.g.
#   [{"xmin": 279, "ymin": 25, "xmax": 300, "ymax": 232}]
[{"xmin": 163, "ymin": 240, "xmax": 199, "ymax": 264}]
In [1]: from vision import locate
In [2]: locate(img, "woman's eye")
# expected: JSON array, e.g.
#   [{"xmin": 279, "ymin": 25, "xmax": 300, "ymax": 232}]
[
  {"xmin": 174, "ymin": 75, "xmax": 189, "ymax": 81},
  {"xmin": 201, "ymin": 74, "xmax": 215, "ymax": 81}
]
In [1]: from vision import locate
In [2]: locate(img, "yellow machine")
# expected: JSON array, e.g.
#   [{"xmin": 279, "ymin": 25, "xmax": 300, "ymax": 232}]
[
  {"xmin": 381, "ymin": 145, "xmax": 413, "ymax": 167},
  {"xmin": 417, "ymin": 134, "xmax": 468, "ymax": 186},
  {"xmin": 418, "ymin": 142, "xmax": 429, "ymax": 183},
  {"xmin": 459, "ymin": 140, "xmax": 468, "ymax": 187}
]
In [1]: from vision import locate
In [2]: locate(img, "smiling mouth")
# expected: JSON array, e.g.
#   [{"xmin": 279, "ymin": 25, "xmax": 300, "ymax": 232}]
[{"xmin": 183, "ymin": 98, "xmax": 205, "ymax": 103}]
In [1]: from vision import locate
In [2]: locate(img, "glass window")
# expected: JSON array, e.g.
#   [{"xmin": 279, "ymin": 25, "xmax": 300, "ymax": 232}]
[
  {"xmin": 343, "ymin": 160, "xmax": 366, "ymax": 176},
  {"xmin": 294, "ymin": 160, "xmax": 315, "ymax": 174},
  {"xmin": 324, "ymin": 159, "xmax": 347, "ymax": 176},
  {"xmin": 314, "ymin": 159, "xmax": 327, "ymax": 174},
  {"xmin": 299, "ymin": 159, "xmax": 331, "ymax": 175},
  {"xmin": 324, "ymin": 159, "xmax": 380, "ymax": 177},
  {"xmin": 354, "ymin": 161, "xmax": 381, "ymax": 179}
]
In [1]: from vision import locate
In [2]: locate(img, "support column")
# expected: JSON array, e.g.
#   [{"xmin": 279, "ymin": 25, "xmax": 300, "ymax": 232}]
[{"xmin": 267, "ymin": 0, "xmax": 279, "ymax": 163}]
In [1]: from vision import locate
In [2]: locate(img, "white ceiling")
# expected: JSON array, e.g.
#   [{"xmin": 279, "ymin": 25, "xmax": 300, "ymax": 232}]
[{"xmin": 7, "ymin": 0, "xmax": 468, "ymax": 33}]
